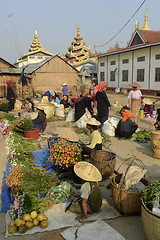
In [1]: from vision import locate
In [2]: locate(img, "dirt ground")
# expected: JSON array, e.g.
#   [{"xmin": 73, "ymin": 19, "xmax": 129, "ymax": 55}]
[{"xmin": 0, "ymin": 92, "xmax": 159, "ymax": 240}]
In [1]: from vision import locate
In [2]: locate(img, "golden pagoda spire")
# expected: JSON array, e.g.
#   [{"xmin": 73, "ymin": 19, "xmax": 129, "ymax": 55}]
[
  {"xmin": 135, "ymin": 20, "xmax": 140, "ymax": 29},
  {"xmin": 143, "ymin": 10, "xmax": 150, "ymax": 30},
  {"xmin": 29, "ymin": 27, "xmax": 45, "ymax": 52}
]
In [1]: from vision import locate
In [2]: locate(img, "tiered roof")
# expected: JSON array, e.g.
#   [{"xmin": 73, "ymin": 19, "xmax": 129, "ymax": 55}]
[
  {"xmin": 65, "ymin": 25, "xmax": 90, "ymax": 65},
  {"xmin": 29, "ymin": 28, "xmax": 45, "ymax": 52}
]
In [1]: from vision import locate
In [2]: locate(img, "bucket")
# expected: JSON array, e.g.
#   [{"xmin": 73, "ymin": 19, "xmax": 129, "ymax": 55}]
[
  {"xmin": 24, "ymin": 128, "xmax": 39, "ymax": 140},
  {"xmin": 139, "ymin": 110, "xmax": 144, "ymax": 119}
]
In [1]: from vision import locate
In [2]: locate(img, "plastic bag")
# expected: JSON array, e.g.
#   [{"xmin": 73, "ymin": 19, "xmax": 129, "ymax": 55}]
[
  {"xmin": 152, "ymin": 196, "xmax": 160, "ymax": 216},
  {"xmin": 41, "ymin": 96, "xmax": 49, "ymax": 103},
  {"xmin": 102, "ymin": 120, "xmax": 115, "ymax": 136},
  {"xmin": 66, "ymin": 109, "xmax": 75, "ymax": 122}
]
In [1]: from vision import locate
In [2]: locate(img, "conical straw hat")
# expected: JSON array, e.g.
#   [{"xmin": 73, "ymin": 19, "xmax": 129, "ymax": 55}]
[
  {"xmin": 86, "ymin": 118, "xmax": 101, "ymax": 126},
  {"xmin": 74, "ymin": 161, "xmax": 102, "ymax": 182},
  {"xmin": 130, "ymin": 82, "xmax": 141, "ymax": 88},
  {"xmin": 56, "ymin": 127, "xmax": 79, "ymax": 142},
  {"xmin": 143, "ymin": 98, "xmax": 153, "ymax": 105}
]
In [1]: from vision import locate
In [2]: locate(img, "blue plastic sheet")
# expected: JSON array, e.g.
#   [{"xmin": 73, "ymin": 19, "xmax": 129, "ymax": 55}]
[
  {"xmin": 0, "ymin": 161, "xmax": 12, "ymax": 213},
  {"xmin": 0, "ymin": 148, "xmax": 55, "ymax": 213}
]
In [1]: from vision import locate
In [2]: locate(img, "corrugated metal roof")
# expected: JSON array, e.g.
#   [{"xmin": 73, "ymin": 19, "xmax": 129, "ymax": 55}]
[
  {"xmin": 24, "ymin": 57, "xmax": 52, "ymax": 74},
  {"xmin": 0, "ymin": 67, "xmax": 22, "ymax": 74}
]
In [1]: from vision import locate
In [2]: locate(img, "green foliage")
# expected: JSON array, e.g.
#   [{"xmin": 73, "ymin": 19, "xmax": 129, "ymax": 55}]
[
  {"xmin": 15, "ymin": 118, "xmax": 34, "ymax": 131},
  {"xmin": 3, "ymin": 113, "xmax": 17, "ymax": 121},
  {"xmin": 0, "ymin": 102, "xmax": 8, "ymax": 111},
  {"xmin": 130, "ymin": 130, "xmax": 150, "ymax": 143},
  {"xmin": 101, "ymin": 133, "xmax": 110, "ymax": 143},
  {"xmin": 143, "ymin": 180, "xmax": 160, "ymax": 210},
  {"xmin": 73, "ymin": 127, "xmax": 89, "ymax": 135},
  {"xmin": 47, "ymin": 116, "xmax": 64, "ymax": 122}
]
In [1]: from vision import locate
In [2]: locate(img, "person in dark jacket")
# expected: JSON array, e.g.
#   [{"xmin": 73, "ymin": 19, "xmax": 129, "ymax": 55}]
[
  {"xmin": 60, "ymin": 95, "xmax": 72, "ymax": 108},
  {"xmin": 96, "ymin": 82, "xmax": 111, "ymax": 125},
  {"xmin": 75, "ymin": 96, "xmax": 93, "ymax": 122},
  {"xmin": 115, "ymin": 109, "xmax": 138, "ymax": 139},
  {"xmin": 32, "ymin": 105, "xmax": 47, "ymax": 131},
  {"xmin": 6, "ymin": 81, "xmax": 16, "ymax": 111}
]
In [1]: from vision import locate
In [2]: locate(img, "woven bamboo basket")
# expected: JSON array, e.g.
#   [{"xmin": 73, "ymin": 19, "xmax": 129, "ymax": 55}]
[
  {"xmin": 90, "ymin": 150, "xmax": 116, "ymax": 180},
  {"xmin": 35, "ymin": 103, "xmax": 55, "ymax": 119},
  {"xmin": 141, "ymin": 199, "xmax": 160, "ymax": 240},
  {"xmin": 150, "ymin": 131, "xmax": 160, "ymax": 148},
  {"xmin": 111, "ymin": 157, "xmax": 150, "ymax": 216},
  {"xmin": 152, "ymin": 140, "xmax": 160, "ymax": 159}
]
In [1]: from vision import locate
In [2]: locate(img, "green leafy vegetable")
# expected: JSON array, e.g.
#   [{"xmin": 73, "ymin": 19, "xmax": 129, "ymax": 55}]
[
  {"xmin": 143, "ymin": 180, "xmax": 160, "ymax": 210},
  {"xmin": 130, "ymin": 130, "xmax": 150, "ymax": 143}
]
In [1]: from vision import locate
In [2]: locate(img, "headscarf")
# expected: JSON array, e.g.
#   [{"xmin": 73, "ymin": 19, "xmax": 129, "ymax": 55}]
[
  {"xmin": 7, "ymin": 80, "xmax": 12, "ymax": 86},
  {"xmin": 121, "ymin": 109, "xmax": 134, "ymax": 122},
  {"xmin": 98, "ymin": 82, "xmax": 107, "ymax": 92}
]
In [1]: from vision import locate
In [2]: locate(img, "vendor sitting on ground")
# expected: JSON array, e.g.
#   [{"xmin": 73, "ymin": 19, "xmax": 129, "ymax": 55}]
[
  {"xmin": 69, "ymin": 161, "xmax": 102, "ymax": 220},
  {"xmin": 143, "ymin": 98, "xmax": 155, "ymax": 116},
  {"xmin": 24, "ymin": 97, "xmax": 34, "ymax": 112},
  {"xmin": 60, "ymin": 95, "xmax": 72, "ymax": 108},
  {"xmin": 81, "ymin": 118, "xmax": 102, "ymax": 160},
  {"xmin": 115, "ymin": 109, "xmax": 138, "ymax": 139},
  {"xmin": 146, "ymin": 108, "xmax": 160, "ymax": 131},
  {"xmin": 32, "ymin": 105, "xmax": 47, "ymax": 131}
]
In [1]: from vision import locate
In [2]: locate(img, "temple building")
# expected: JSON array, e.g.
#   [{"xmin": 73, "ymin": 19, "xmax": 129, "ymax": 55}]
[
  {"xmin": 97, "ymin": 11, "xmax": 160, "ymax": 95},
  {"xmin": 64, "ymin": 25, "xmax": 90, "ymax": 65},
  {"xmin": 15, "ymin": 28, "xmax": 54, "ymax": 67}
]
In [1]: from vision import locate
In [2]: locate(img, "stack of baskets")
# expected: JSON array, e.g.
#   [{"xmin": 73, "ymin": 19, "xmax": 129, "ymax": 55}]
[
  {"xmin": 111, "ymin": 158, "xmax": 150, "ymax": 216},
  {"xmin": 90, "ymin": 150, "xmax": 116, "ymax": 180},
  {"xmin": 151, "ymin": 131, "xmax": 160, "ymax": 159}
]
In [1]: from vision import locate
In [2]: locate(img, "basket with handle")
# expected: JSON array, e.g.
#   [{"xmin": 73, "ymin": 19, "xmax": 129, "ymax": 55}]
[
  {"xmin": 90, "ymin": 149, "xmax": 116, "ymax": 180},
  {"xmin": 111, "ymin": 156, "xmax": 150, "ymax": 216}
]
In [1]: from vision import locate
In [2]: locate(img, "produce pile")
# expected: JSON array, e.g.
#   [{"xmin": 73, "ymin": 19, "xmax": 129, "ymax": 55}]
[
  {"xmin": 0, "ymin": 113, "xmax": 60, "ymax": 234},
  {"xmin": 130, "ymin": 130, "xmax": 150, "ymax": 143},
  {"xmin": 143, "ymin": 180, "xmax": 160, "ymax": 211},
  {"xmin": 8, "ymin": 211, "xmax": 48, "ymax": 234}
]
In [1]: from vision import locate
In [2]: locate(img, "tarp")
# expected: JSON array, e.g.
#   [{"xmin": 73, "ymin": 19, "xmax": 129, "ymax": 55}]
[{"xmin": 0, "ymin": 148, "xmax": 55, "ymax": 213}]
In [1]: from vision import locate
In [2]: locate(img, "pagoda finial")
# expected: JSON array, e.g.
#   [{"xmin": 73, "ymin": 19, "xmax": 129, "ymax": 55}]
[
  {"xmin": 136, "ymin": 20, "xmax": 140, "ymax": 29},
  {"xmin": 143, "ymin": 10, "xmax": 150, "ymax": 30},
  {"xmin": 35, "ymin": 27, "xmax": 38, "ymax": 36},
  {"xmin": 77, "ymin": 24, "xmax": 80, "ymax": 36},
  {"xmin": 29, "ymin": 28, "xmax": 45, "ymax": 52}
]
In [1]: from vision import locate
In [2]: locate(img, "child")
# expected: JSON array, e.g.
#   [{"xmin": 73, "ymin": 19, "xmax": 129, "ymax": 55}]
[
  {"xmin": 68, "ymin": 162, "xmax": 102, "ymax": 220},
  {"xmin": 146, "ymin": 108, "xmax": 160, "ymax": 131}
]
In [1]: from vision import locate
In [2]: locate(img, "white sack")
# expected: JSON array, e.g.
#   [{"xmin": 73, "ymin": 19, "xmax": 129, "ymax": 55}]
[
  {"xmin": 102, "ymin": 120, "xmax": 115, "ymax": 136},
  {"xmin": 66, "ymin": 109, "xmax": 75, "ymax": 122},
  {"xmin": 74, "ymin": 109, "xmax": 91, "ymax": 128},
  {"xmin": 54, "ymin": 102, "xmax": 65, "ymax": 118}
]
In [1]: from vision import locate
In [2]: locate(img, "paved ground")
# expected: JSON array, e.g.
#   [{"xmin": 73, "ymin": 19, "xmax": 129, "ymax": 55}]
[{"xmin": 0, "ymin": 92, "xmax": 159, "ymax": 239}]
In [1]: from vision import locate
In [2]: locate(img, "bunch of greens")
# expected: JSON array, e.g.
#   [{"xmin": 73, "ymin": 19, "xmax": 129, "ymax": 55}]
[
  {"xmin": 130, "ymin": 130, "xmax": 150, "ymax": 143},
  {"xmin": 143, "ymin": 180, "xmax": 160, "ymax": 210},
  {"xmin": 13, "ymin": 118, "xmax": 34, "ymax": 131},
  {"xmin": 0, "ymin": 102, "xmax": 8, "ymax": 111}
]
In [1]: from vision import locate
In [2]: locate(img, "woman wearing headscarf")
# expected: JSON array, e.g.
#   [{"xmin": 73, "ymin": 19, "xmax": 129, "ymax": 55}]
[
  {"xmin": 115, "ymin": 109, "xmax": 138, "ymax": 139},
  {"xmin": 32, "ymin": 105, "xmax": 47, "ymax": 131},
  {"xmin": 75, "ymin": 96, "xmax": 93, "ymax": 122},
  {"xmin": 128, "ymin": 82, "xmax": 142, "ymax": 122},
  {"xmin": 95, "ymin": 82, "xmax": 111, "ymax": 125},
  {"xmin": 6, "ymin": 81, "xmax": 16, "ymax": 111}
]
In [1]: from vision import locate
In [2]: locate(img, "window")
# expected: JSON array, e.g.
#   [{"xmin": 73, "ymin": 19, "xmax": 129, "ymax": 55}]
[
  {"xmin": 37, "ymin": 56, "xmax": 43, "ymax": 59},
  {"xmin": 137, "ymin": 56, "xmax": 145, "ymax": 62},
  {"xmin": 100, "ymin": 72, "xmax": 105, "ymax": 81},
  {"xmin": 155, "ymin": 68, "xmax": 160, "ymax": 82},
  {"xmin": 29, "ymin": 56, "xmax": 35, "ymax": 59},
  {"xmin": 137, "ymin": 69, "xmax": 144, "ymax": 82},
  {"xmin": 122, "ymin": 59, "xmax": 129, "ymax": 64},
  {"xmin": 110, "ymin": 61, "xmax": 115, "ymax": 65},
  {"xmin": 156, "ymin": 54, "xmax": 160, "ymax": 60},
  {"xmin": 122, "ymin": 70, "xmax": 128, "ymax": 82},
  {"xmin": 110, "ymin": 71, "xmax": 115, "ymax": 81},
  {"xmin": 100, "ymin": 62, "xmax": 105, "ymax": 66}
]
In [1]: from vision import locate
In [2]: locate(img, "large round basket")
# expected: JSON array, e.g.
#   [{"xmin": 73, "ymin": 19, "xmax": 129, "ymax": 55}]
[
  {"xmin": 90, "ymin": 150, "xmax": 116, "ymax": 180},
  {"xmin": 111, "ymin": 174, "xmax": 150, "ymax": 216},
  {"xmin": 36, "ymin": 103, "xmax": 55, "ymax": 119},
  {"xmin": 141, "ymin": 199, "xmax": 160, "ymax": 240}
]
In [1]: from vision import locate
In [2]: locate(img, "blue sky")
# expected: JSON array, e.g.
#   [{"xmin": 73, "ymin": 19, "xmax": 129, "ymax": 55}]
[{"xmin": 0, "ymin": 0, "xmax": 159, "ymax": 63}]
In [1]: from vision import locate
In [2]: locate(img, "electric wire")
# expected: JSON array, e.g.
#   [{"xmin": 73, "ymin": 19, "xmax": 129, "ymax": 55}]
[{"xmin": 95, "ymin": 0, "xmax": 147, "ymax": 48}]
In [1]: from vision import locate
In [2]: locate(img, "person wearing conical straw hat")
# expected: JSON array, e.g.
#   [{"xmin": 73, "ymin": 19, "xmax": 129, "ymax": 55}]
[
  {"xmin": 81, "ymin": 117, "xmax": 102, "ymax": 160},
  {"xmin": 68, "ymin": 161, "xmax": 102, "ymax": 220},
  {"xmin": 143, "ymin": 98, "xmax": 155, "ymax": 116},
  {"xmin": 128, "ymin": 82, "xmax": 142, "ymax": 122},
  {"xmin": 32, "ymin": 104, "xmax": 47, "ymax": 131}
]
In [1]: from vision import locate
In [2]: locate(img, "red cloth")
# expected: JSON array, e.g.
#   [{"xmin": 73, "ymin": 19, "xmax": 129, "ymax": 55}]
[
  {"xmin": 7, "ymin": 81, "xmax": 12, "ymax": 86},
  {"xmin": 98, "ymin": 82, "xmax": 107, "ymax": 92}
]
